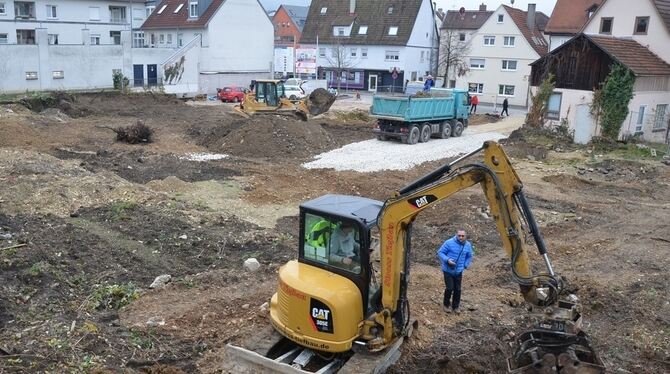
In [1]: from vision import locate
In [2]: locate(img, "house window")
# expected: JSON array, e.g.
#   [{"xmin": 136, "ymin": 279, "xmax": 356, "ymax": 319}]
[
  {"xmin": 484, "ymin": 35, "xmax": 495, "ymax": 46},
  {"xmin": 600, "ymin": 17, "xmax": 613, "ymax": 34},
  {"xmin": 501, "ymin": 60, "xmax": 517, "ymax": 71},
  {"xmin": 109, "ymin": 6, "xmax": 126, "ymax": 23},
  {"xmin": 52, "ymin": 70, "xmax": 64, "ymax": 79},
  {"xmin": 177, "ymin": 33, "xmax": 183, "ymax": 47},
  {"xmin": 167, "ymin": 34, "xmax": 172, "ymax": 44},
  {"xmin": 468, "ymin": 83, "xmax": 484, "ymax": 94},
  {"xmin": 0, "ymin": 3, "xmax": 5, "ymax": 15},
  {"xmin": 634, "ymin": 16, "xmax": 649, "ymax": 35},
  {"xmin": 388, "ymin": 26, "xmax": 398, "ymax": 36},
  {"xmin": 385, "ymin": 50, "xmax": 399, "ymax": 61},
  {"xmin": 189, "ymin": 2, "xmax": 197, "ymax": 18},
  {"xmin": 547, "ymin": 92, "xmax": 562, "ymax": 120},
  {"xmin": 16, "ymin": 29, "xmax": 35, "ymax": 44},
  {"xmin": 319, "ymin": 47, "xmax": 325, "ymax": 57},
  {"xmin": 335, "ymin": 27, "xmax": 345, "ymax": 36},
  {"xmin": 46, "ymin": 5, "xmax": 57, "ymax": 19},
  {"xmin": 653, "ymin": 104, "xmax": 668, "ymax": 130},
  {"xmin": 159, "ymin": 34, "xmax": 165, "ymax": 44},
  {"xmin": 358, "ymin": 26, "xmax": 368, "ymax": 35},
  {"xmin": 469, "ymin": 58, "xmax": 485, "ymax": 69},
  {"xmin": 420, "ymin": 50, "xmax": 425, "ymax": 63},
  {"xmin": 89, "ymin": 6, "xmax": 100, "ymax": 20},
  {"xmin": 90, "ymin": 34, "xmax": 100, "ymax": 45},
  {"xmin": 387, "ymin": 6, "xmax": 393, "ymax": 14},
  {"xmin": 320, "ymin": 7, "xmax": 327, "ymax": 14},
  {"xmin": 110, "ymin": 31, "xmax": 121, "ymax": 45},
  {"xmin": 636, "ymin": 105, "xmax": 646, "ymax": 132},
  {"xmin": 503, "ymin": 36, "xmax": 515, "ymax": 46},
  {"xmin": 174, "ymin": 3, "xmax": 183, "ymax": 13},
  {"xmin": 350, "ymin": 48, "xmax": 357, "ymax": 57},
  {"xmin": 499, "ymin": 84, "xmax": 515, "ymax": 96},
  {"xmin": 47, "ymin": 33, "xmax": 58, "ymax": 45},
  {"xmin": 133, "ymin": 31, "xmax": 145, "ymax": 47},
  {"xmin": 459, "ymin": 33, "xmax": 465, "ymax": 41},
  {"xmin": 361, "ymin": 48, "xmax": 368, "ymax": 58},
  {"xmin": 146, "ymin": 6, "xmax": 155, "ymax": 17},
  {"xmin": 449, "ymin": 80, "xmax": 456, "ymax": 88},
  {"xmin": 25, "ymin": 71, "xmax": 38, "ymax": 80},
  {"xmin": 497, "ymin": 14, "xmax": 504, "ymax": 23},
  {"xmin": 15, "ymin": 1, "xmax": 35, "ymax": 18},
  {"xmin": 0, "ymin": 34, "xmax": 7, "ymax": 44}
]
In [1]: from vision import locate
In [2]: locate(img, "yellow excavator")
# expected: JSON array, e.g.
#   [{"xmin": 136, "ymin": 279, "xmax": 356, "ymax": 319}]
[
  {"xmin": 225, "ymin": 141, "xmax": 604, "ymax": 373},
  {"xmin": 233, "ymin": 79, "xmax": 336, "ymax": 121}
]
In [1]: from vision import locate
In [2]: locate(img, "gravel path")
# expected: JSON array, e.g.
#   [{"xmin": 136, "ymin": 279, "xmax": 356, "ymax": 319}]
[{"xmin": 303, "ymin": 130, "xmax": 505, "ymax": 172}]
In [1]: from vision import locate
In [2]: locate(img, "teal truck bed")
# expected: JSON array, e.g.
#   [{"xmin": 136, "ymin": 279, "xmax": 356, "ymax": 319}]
[{"xmin": 370, "ymin": 89, "xmax": 471, "ymax": 145}]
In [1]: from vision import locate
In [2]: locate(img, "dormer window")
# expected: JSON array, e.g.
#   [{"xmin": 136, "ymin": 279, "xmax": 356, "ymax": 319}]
[
  {"xmin": 320, "ymin": 7, "xmax": 327, "ymax": 14},
  {"xmin": 388, "ymin": 26, "xmax": 398, "ymax": 36},
  {"xmin": 358, "ymin": 26, "xmax": 368, "ymax": 35},
  {"xmin": 189, "ymin": 1, "xmax": 197, "ymax": 18},
  {"xmin": 388, "ymin": 6, "xmax": 393, "ymax": 14}
]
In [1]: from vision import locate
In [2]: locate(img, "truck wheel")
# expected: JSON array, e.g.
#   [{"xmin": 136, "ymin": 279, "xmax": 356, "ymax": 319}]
[
  {"xmin": 453, "ymin": 121, "xmax": 464, "ymax": 137},
  {"xmin": 440, "ymin": 122, "xmax": 452, "ymax": 139},
  {"xmin": 405, "ymin": 126, "xmax": 420, "ymax": 145},
  {"xmin": 377, "ymin": 134, "xmax": 388, "ymax": 141},
  {"xmin": 290, "ymin": 95, "xmax": 297, "ymax": 100},
  {"xmin": 419, "ymin": 124, "xmax": 431, "ymax": 143}
]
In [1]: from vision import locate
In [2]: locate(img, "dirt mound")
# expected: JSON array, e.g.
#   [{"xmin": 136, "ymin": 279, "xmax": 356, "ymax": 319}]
[
  {"xmin": 542, "ymin": 174, "xmax": 597, "ymax": 188},
  {"xmin": 197, "ymin": 117, "xmax": 336, "ymax": 159}
]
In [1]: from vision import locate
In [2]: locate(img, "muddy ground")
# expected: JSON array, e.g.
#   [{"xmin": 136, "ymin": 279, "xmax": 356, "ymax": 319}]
[{"xmin": 0, "ymin": 92, "xmax": 668, "ymax": 373}]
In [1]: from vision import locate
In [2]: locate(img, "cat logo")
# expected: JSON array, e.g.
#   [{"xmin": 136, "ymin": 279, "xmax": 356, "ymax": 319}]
[
  {"xmin": 309, "ymin": 298, "xmax": 333, "ymax": 333},
  {"xmin": 408, "ymin": 194, "xmax": 437, "ymax": 209}
]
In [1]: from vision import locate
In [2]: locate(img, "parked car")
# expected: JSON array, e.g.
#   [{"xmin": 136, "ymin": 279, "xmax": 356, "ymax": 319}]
[
  {"xmin": 284, "ymin": 85, "xmax": 306, "ymax": 100},
  {"xmin": 284, "ymin": 78, "xmax": 307, "ymax": 87},
  {"xmin": 217, "ymin": 86, "xmax": 245, "ymax": 102}
]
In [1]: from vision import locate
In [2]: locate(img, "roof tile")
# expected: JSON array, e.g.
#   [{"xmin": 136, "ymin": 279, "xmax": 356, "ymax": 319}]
[
  {"xmin": 503, "ymin": 5, "xmax": 549, "ymax": 56},
  {"xmin": 655, "ymin": 0, "xmax": 670, "ymax": 32},
  {"xmin": 141, "ymin": 0, "xmax": 223, "ymax": 30},
  {"xmin": 545, "ymin": 0, "xmax": 603, "ymax": 34},
  {"xmin": 588, "ymin": 35, "xmax": 670, "ymax": 76},
  {"xmin": 441, "ymin": 10, "xmax": 493, "ymax": 30}
]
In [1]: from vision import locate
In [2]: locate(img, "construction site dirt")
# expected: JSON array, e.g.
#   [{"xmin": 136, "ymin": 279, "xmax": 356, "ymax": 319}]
[{"xmin": 0, "ymin": 92, "xmax": 668, "ymax": 373}]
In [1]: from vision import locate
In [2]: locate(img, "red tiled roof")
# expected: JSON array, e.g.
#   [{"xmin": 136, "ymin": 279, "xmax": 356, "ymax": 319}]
[
  {"xmin": 588, "ymin": 35, "xmax": 670, "ymax": 76},
  {"xmin": 503, "ymin": 5, "xmax": 549, "ymax": 56},
  {"xmin": 655, "ymin": 0, "xmax": 670, "ymax": 32},
  {"xmin": 141, "ymin": 0, "xmax": 224, "ymax": 30},
  {"xmin": 441, "ymin": 10, "xmax": 493, "ymax": 30},
  {"xmin": 545, "ymin": 0, "xmax": 603, "ymax": 34}
]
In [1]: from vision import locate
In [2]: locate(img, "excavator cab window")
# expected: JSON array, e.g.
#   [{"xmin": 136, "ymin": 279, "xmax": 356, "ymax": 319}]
[
  {"xmin": 256, "ymin": 82, "xmax": 266, "ymax": 103},
  {"xmin": 266, "ymin": 82, "xmax": 279, "ymax": 106},
  {"xmin": 303, "ymin": 213, "xmax": 361, "ymax": 274}
]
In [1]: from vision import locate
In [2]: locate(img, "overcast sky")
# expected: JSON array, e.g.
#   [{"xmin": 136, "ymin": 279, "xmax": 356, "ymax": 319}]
[{"xmin": 259, "ymin": 0, "xmax": 557, "ymax": 16}]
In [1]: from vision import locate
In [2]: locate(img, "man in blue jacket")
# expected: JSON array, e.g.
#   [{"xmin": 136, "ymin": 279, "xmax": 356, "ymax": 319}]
[{"xmin": 437, "ymin": 229, "xmax": 474, "ymax": 314}]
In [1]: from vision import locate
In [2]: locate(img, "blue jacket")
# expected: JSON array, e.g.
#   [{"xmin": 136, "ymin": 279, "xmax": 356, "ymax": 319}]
[{"xmin": 437, "ymin": 235, "xmax": 473, "ymax": 274}]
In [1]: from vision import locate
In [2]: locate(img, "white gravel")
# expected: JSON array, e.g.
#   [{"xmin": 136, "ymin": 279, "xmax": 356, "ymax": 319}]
[
  {"xmin": 302, "ymin": 130, "xmax": 507, "ymax": 172},
  {"xmin": 180, "ymin": 153, "xmax": 229, "ymax": 162}
]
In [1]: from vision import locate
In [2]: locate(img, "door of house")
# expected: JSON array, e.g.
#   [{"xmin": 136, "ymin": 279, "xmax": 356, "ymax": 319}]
[
  {"xmin": 133, "ymin": 65, "xmax": 144, "ymax": 87},
  {"xmin": 574, "ymin": 104, "xmax": 593, "ymax": 144},
  {"xmin": 368, "ymin": 74, "xmax": 378, "ymax": 92},
  {"xmin": 147, "ymin": 64, "xmax": 158, "ymax": 86}
]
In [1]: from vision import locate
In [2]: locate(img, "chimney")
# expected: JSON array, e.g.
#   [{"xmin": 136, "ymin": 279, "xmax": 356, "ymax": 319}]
[
  {"xmin": 527, "ymin": 3, "xmax": 536, "ymax": 30},
  {"xmin": 350, "ymin": 0, "xmax": 356, "ymax": 14},
  {"xmin": 479, "ymin": 3, "xmax": 487, "ymax": 11}
]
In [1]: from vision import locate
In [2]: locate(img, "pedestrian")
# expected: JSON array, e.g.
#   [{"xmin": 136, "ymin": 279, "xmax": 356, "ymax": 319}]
[
  {"xmin": 423, "ymin": 75, "xmax": 434, "ymax": 92},
  {"xmin": 470, "ymin": 95, "xmax": 479, "ymax": 114},
  {"xmin": 501, "ymin": 98, "xmax": 509, "ymax": 117},
  {"xmin": 437, "ymin": 229, "xmax": 474, "ymax": 314}
]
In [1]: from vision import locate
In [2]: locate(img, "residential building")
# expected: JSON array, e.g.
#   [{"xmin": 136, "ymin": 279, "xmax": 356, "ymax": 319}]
[
  {"xmin": 544, "ymin": 0, "xmax": 603, "ymax": 51},
  {"xmin": 299, "ymin": 0, "xmax": 439, "ymax": 92},
  {"xmin": 531, "ymin": 0, "xmax": 670, "ymax": 143},
  {"xmin": 449, "ymin": 4, "xmax": 549, "ymax": 107},
  {"xmin": 438, "ymin": 3, "xmax": 493, "ymax": 88},
  {"xmin": 271, "ymin": 5, "xmax": 308, "ymax": 78}
]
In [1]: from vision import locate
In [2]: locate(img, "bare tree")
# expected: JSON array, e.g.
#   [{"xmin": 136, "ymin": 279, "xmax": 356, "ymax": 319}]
[
  {"xmin": 438, "ymin": 29, "xmax": 471, "ymax": 88},
  {"xmin": 324, "ymin": 38, "xmax": 357, "ymax": 91}
]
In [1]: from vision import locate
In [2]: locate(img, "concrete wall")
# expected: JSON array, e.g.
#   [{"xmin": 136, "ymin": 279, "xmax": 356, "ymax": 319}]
[
  {"xmin": 454, "ymin": 5, "xmax": 543, "ymax": 107},
  {"xmin": 582, "ymin": 0, "xmax": 670, "ymax": 63}
]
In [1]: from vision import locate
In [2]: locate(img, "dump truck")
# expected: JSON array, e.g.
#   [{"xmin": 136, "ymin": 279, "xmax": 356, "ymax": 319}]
[{"xmin": 370, "ymin": 88, "xmax": 471, "ymax": 144}]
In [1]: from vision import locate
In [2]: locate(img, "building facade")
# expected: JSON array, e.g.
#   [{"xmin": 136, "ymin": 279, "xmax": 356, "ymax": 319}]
[
  {"xmin": 299, "ymin": 0, "xmax": 438, "ymax": 92},
  {"xmin": 450, "ymin": 4, "xmax": 549, "ymax": 108}
]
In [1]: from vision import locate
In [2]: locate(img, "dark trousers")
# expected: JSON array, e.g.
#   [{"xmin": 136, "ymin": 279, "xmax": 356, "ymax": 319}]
[
  {"xmin": 470, "ymin": 104, "xmax": 477, "ymax": 114},
  {"xmin": 443, "ymin": 272, "xmax": 463, "ymax": 309},
  {"xmin": 501, "ymin": 107, "xmax": 509, "ymax": 116}
]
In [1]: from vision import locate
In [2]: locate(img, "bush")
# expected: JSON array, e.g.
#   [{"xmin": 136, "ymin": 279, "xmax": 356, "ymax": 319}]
[{"xmin": 113, "ymin": 71, "xmax": 130, "ymax": 90}]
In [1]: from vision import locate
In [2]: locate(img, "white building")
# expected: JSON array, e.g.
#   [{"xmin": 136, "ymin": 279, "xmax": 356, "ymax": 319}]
[
  {"xmin": 449, "ymin": 4, "xmax": 549, "ymax": 108},
  {"xmin": 299, "ymin": 0, "xmax": 439, "ymax": 93},
  {"xmin": 543, "ymin": 0, "xmax": 602, "ymax": 52},
  {"xmin": 531, "ymin": 0, "xmax": 670, "ymax": 144}
]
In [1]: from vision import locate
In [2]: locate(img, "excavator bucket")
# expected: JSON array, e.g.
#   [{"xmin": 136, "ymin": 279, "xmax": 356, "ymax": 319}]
[{"xmin": 303, "ymin": 88, "xmax": 337, "ymax": 117}]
